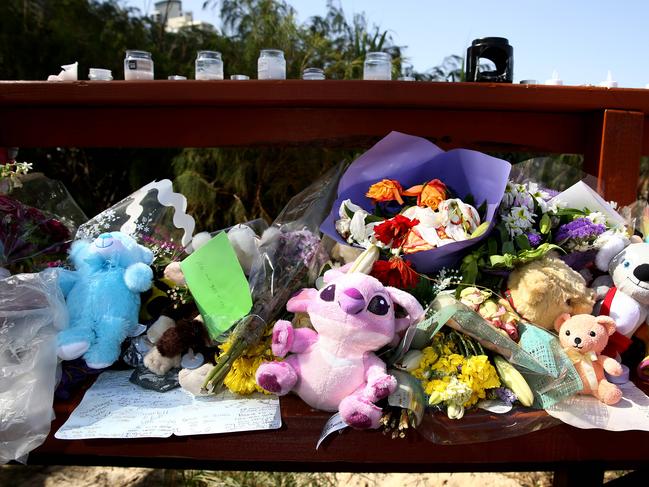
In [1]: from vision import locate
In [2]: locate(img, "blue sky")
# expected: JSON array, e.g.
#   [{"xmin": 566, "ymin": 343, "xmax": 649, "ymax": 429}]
[{"xmin": 122, "ymin": 0, "xmax": 649, "ymax": 87}]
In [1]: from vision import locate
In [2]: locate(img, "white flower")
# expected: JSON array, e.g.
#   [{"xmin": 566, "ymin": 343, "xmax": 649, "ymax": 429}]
[
  {"xmin": 349, "ymin": 210, "xmax": 370, "ymax": 244},
  {"xmin": 338, "ymin": 199, "xmax": 364, "ymax": 219},
  {"xmin": 402, "ymin": 206, "xmax": 446, "ymax": 247},
  {"xmin": 336, "ymin": 200, "xmax": 377, "ymax": 248},
  {"xmin": 436, "ymin": 199, "xmax": 482, "ymax": 243},
  {"xmin": 587, "ymin": 211, "xmax": 607, "ymax": 226},
  {"xmin": 335, "ymin": 217, "xmax": 351, "ymax": 238}
]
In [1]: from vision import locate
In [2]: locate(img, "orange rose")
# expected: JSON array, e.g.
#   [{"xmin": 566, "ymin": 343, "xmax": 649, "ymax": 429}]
[
  {"xmin": 366, "ymin": 179, "xmax": 404, "ymax": 205},
  {"xmin": 419, "ymin": 180, "xmax": 447, "ymax": 210},
  {"xmin": 403, "ymin": 179, "xmax": 447, "ymax": 210}
]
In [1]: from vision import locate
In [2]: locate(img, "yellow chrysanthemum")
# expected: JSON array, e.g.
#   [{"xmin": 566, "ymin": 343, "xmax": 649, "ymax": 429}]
[
  {"xmin": 411, "ymin": 346, "xmax": 440, "ymax": 380},
  {"xmin": 458, "ymin": 355, "xmax": 501, "ymax": 407},
  {"xmin": 431, "ymin": 353, "xmax": 465, "ymax": 376},
  {"xmin": 220, "ymin": 328, "xmax": 275, "ymax": 395}
]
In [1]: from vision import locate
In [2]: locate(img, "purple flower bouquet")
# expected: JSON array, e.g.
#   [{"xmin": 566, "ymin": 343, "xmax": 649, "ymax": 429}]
[{"xmin": 320, "ymin": 132, "xmax": 511, "ymax": 273}]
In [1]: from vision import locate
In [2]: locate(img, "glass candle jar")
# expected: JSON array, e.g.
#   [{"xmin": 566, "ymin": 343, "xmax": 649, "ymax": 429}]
[
  {"xmin": 363, "ymin": 52, "xmax": 392, "ymax": 80},
  {"xmin": 124, "ymin": 50, "xmax": 154, "ymax": 80},
  {"xmin": 89, "ymin": 68, "xmax": 113, "ymax": 81},
  {"xmin": 195, "ymin": 51, "xmax": 223, "ymax": 80},
  {"xmin": 302, "ymin": 67, "xmax": 325, "ymax": 80},
  {"xmin": 258, "ymin": 49, "xmax": 286, "ymax": 80}
]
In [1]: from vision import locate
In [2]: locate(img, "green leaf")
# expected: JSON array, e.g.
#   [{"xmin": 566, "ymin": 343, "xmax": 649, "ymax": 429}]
[
  {"xmin": 470, "ymin": 221, "xmax": 490, "ymax": 239},
  {"xmin": 515, "ymin": 234, "xmax": 531, "ymax": 250},
  {"xmin": 540, "ymin": 213, "xmax": 552, "ymax": 234},
  {"xmin": 489, "ymin": 254, "xmax": 514, "ymax": 267},
  {"xmin": 487, "ymin": 237, "xmax": 498, "ymax": 256},
  {"xmin": 461, "ymin": 255, "xmax": 479, "ymax": 285},
  {"xmin": 365, "ymin": 214, "xmax": 385, "ymax": 223},
  {"xmin": 488, "ymin": 243, "xmax": 562, "ymax": 269},
  {"xmin": 502, "ymin": 240, "xmax": 516, "ymax": 255}
]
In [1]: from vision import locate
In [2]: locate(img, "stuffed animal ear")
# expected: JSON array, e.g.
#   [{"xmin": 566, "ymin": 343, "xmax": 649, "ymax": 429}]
[
  {"xmin": 68, "ymin": 239, "xmax": 90, "ymax": 265},
  {"xmin": 286, "ymin": 288, "xmax": 318, "ymax": 313},
  {"xmin": 596, "ymin": 315, "xmax": 617, "ymax": 336},
  {"xmin": 323, "ymin": 263, "xmax": 353, "ymax": 283},
  {"xmin": 595, "ymin": 235, "xmax": 629, "ymax": 271},
  {"xmin": 554, "ymin": 313, "xmax": 571, "ymax": 332},
  {"xmin": 139, "ymin": 245, "xmax": 154, "ymax": 265},
  {"xmin": 386, "ymin": 287, "xmax": 424, "ymax": 332}
]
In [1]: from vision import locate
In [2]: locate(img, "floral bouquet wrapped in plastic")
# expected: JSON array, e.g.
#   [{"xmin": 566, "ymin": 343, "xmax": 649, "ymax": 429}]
[{"xmin": 321, "ymin": 132, "xmax": 511, "ymax": 274}]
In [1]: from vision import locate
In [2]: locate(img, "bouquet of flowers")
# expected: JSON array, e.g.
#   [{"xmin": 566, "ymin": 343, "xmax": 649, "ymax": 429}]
[
  {"xmin": 461, "ymin": 179, "xmax": 627, "ymax": 285},
  {"xmin": 0, "ymin": 195, "xmax": 72, "ymax": 274},
  {"xmin": 322, "ymin": 132, "xmax": 511, "ymax": 274}
]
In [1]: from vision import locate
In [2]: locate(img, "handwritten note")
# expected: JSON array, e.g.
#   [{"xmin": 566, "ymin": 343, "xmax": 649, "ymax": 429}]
[
  {"xmin": 55, "ymin": 371, "xmax": 281, "ymax": 440},
  {"xmin": 180, "ymin": 232, "xmax": 252, "ymax": 339},
  {"xmin": 546, "ymin": 381, "xmax": 649, "ymax": 431}
]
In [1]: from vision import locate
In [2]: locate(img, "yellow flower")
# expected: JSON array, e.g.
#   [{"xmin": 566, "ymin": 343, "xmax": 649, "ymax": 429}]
[
  {"xmin": 425, "ymin": 377, "xmax": 451, "ymax": 403},
  {"xmin": 366, "ymin": 179, "xmax": 405, "ymax": 205},
  {"xmin": 221, "ymin": 327, "xmax": 276, "ymax": 395},
  {"xmin": 458, "ymin": 355, "xmax": 501, "ymax": 407},
  {"xmin": 431, "ymin": 353, "xmax": 465, "ymax": 376},
  {"xmin": 411, "ymin": 346, "xmax": 440, "ymax": 380}
]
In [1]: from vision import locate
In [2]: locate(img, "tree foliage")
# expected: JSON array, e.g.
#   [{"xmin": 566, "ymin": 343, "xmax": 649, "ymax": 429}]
[{"xmin": 0, "ymin": 0, "xmax": 449, "ymax": 227}]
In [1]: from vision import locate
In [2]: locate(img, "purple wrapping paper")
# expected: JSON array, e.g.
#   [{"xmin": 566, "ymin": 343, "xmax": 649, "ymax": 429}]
[{"xmin": 321, "ymin": 132, "xmax": 512, "ymax": 273}]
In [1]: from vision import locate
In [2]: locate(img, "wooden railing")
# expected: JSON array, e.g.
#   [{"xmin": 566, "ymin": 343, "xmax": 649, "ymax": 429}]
[{"xmin": 2, "ymin": 81, "xmax": 649, "ymax": 486}]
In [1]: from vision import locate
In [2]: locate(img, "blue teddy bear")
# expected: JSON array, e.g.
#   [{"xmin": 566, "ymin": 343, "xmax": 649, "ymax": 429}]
[{"xmin": 56, "ymin": 231, "xmax": 154, "ymax": 369}]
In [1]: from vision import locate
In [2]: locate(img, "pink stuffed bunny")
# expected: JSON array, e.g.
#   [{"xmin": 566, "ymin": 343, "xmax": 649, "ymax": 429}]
[{"xmin": 255, "ymin": 271, "xmax": 424, "ymax": 429}]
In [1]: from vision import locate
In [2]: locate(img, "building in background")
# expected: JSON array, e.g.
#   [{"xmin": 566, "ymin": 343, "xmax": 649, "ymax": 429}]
[{"xmin": 153, "ymin": 0, "xmax": 214, "ymax": 32}]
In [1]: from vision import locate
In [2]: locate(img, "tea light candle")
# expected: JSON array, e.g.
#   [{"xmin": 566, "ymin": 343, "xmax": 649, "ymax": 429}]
[
  {"xmin": 599, "ymin": 71, "xmax": 618, "ymax": 88},
  {"xmin": 88, "ymin": 68, "xmax": 112, "ymax": 81},
  {"xmin": 302, "ymin": 67, "xmax": 325, "ymax": 80},
  {"xmin": 545, "ymin": 70, "xmax": 563, "ymax": 85}
]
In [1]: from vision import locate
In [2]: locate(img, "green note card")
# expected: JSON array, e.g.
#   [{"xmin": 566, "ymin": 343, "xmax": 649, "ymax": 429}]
[{"xmin": 180, "ymin": 232, "xmax": 252, "ymax": 340}]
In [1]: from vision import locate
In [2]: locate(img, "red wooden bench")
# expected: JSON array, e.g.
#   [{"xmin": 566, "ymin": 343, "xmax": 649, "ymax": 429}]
[{"xmin": 1, "ymin": 81, "xmax": 648, "ymax": 486}]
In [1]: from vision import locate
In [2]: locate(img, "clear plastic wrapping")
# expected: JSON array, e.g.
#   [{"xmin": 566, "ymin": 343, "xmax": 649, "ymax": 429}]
[
  {"xmin": 0, "ymin": 270, "xmax": 68, "ymax": 464},
  {"xmin": 411, "ymin": 293, "xmax": 581, "ymax": 444},
  {"xmin": 202, "ymin": 163, "xmax": 345, "ymax": 392}
]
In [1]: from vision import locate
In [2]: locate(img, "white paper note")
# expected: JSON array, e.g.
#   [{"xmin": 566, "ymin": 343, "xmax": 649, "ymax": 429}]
[
  {"xmin": 546, "ymin": 381, "xmax": 649, "ymax": 431},
  {"xmin": 55, "ymin": 370, "xmax": 281, "ymax": 440}
]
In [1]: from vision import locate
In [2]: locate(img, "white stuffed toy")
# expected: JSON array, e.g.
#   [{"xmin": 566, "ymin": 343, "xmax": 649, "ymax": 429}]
[{"xmin": 592, "ymin": 234, "xmax": 649, "ymax": 368}]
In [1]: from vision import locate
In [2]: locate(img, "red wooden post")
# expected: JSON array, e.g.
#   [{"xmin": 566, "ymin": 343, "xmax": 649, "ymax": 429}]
[{"xmin": 585, "ymin": 109, "xmax": 644, "ymax": 206}]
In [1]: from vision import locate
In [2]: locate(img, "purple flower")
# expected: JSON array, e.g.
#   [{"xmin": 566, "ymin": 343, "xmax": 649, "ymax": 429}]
[
  {"xmin": 494, "ymin": 387, "xmax": 517, "ymax": 405},
  {"xmin": 527, "ymin": 232, "xmax": 542, "ymax": 248},
  {"xmin": 555, "ymin": 217, "xmax": 606, "ymax": 244}
]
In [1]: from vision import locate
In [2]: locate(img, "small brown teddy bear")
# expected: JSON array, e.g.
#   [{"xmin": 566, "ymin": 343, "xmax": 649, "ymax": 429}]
[
  {"xmin": 554, "ymin": 313, "xmax": 623, "ymax": 405},
  {"xmin": 506, "ymin": 252, "xmax": 596, "ymax": 330}
]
